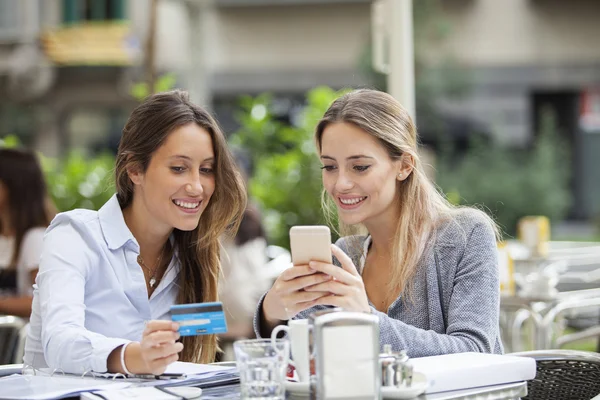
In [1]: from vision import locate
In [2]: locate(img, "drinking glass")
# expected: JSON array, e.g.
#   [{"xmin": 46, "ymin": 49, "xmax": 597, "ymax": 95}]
[{"xmin": 234, "ymin": 338, "xmax": 290, "ymax": 400}]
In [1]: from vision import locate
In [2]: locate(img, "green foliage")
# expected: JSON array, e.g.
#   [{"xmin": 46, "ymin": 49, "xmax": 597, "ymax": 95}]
[
  {"xmin": 229, "ymin": 86, "xmax": 348, "ymax": 248},
  {"xmin": 436, "ymin": 107, "xmax": 572, "ymax": 236},
  {"xmin": 0, "ymin": 134, "xmax": 20, "ymax": 148},
  {"xmin": 40, "ymin": 151, "xmax": 115, "ymax": 212},
  {"xmin": 2, "ymin": 134, "xmax": 115, "ymax": 212},
  {"xmin": 130, "ymin": 73, "xmax": 178, "ymax": 101}
]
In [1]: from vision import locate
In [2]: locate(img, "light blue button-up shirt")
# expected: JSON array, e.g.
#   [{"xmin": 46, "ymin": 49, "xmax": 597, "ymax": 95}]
[{"xmin": 23, "ymin": 195, "xmax": 181, "ymax": 373}]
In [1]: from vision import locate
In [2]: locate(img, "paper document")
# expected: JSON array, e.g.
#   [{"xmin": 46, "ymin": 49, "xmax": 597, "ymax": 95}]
[
  {"xmin": 164, "ymin": 361, "xmax": 235, "ymax": 376},
  {"xmin": 0, "ymin": 363, "xmax": 238, "ymax": 400},
  {"xmin": 0, "ymin": 374, "xmax": 130, "ymax": 400},
  {"xmin": 81, "ymin": 387, "xmax": 184, "ymax": 400},
  {"xmin": 135, "ymin": 362, "xmax": 239, "ymax": 389}
]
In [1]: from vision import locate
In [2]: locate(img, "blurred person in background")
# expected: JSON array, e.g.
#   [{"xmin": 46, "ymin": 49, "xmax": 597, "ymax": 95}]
[
  {"xmin": 218, "ymin": 149, "xmax": 269, "ymax": 359},
  {"xmin": 23, "ymin": 90, "xmax": 247, "ymax": 374},
  {"xmin": 0, "ymin": 148, "xmax": 56, "ymax": 318},
  {"xmin": 257, "ymin": 89, "xmax": 503, "ymax": 357}
]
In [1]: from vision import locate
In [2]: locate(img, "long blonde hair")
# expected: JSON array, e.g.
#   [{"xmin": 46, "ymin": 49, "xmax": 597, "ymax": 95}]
[
  {"xmin": 315, "ymin": 89, "xmax": 498, "ymax": 304},
  {"xmin": 115, "ymin": 90, "xmax": 247, "ymax": 363}
]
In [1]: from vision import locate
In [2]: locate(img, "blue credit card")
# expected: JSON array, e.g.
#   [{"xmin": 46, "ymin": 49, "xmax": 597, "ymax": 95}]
[{"xmin": 170, "ymin": 302, "xmax": 228, "ymax": 336}]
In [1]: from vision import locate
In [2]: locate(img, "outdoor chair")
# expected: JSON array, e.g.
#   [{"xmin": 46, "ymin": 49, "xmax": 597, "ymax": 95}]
[
  {"xmin": 0, "ymin": 315, "xmax": 27, "ymax": 365},
  {"xmin": 510, "ymin": 350, "xmax": 600, "ymax": 400}
]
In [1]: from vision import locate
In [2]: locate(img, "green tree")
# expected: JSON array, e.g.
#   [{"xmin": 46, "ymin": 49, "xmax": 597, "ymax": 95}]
[
  {"xmin": 41, "ymin": 151, "xmax": 115, "ymax": 212},
  {"xmin": 436, "ymin": 107, "xmax": 572, "ymax": 235},
  {"xmin": 130, "ymin": 73, "xmax": 178, "ymax": 101},
  {"xmin": 229, "ymin": 86, "xmax": 347, "ymax": 248}
]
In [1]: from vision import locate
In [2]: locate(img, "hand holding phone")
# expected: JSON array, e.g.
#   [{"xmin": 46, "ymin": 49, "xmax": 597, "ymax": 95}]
[{"xmin": 261, "ymin": 226, "xmax": 334, "ymax": 324}]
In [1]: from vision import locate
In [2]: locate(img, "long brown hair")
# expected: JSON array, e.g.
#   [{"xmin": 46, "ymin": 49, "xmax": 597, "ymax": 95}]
[
  {"xmin": 114, "ymin": 90, "xmax": 247, "ymax": 363},
  {"xmin": 0, "ymin": 148, "xmax": 55, "ymax": 267},
  {"xmin": 315, "ymin": 89, "xmax": 498, "ymax": 304}
]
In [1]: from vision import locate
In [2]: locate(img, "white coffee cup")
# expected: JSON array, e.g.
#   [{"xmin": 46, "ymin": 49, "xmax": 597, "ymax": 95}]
[{"xmin": 271, "ymin": 319, "xmax": 310, "ymax": 382}]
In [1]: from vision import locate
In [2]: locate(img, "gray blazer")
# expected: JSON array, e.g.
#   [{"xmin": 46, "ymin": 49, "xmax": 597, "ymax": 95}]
[{"xmin": 254, "ymin": 209, "xmax": 503, "ymax": 357}]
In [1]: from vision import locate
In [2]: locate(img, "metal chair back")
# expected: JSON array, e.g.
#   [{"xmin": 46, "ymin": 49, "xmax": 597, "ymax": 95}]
[{"xmin": 511, "ymin": 350, "xmax": 600, "ymax": 400}]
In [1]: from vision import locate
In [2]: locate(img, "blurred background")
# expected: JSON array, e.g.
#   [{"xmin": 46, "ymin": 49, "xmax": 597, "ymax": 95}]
[
  {"xmin": 1, "ymin": 0, "xmax": 600, "ymax": 357},
  {"xmin": 1, "ymin": 0, "xmax": 599, "ymax": 242}
]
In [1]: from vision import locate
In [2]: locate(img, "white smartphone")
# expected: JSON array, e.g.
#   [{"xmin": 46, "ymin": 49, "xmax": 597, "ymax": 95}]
[{"xmin": 289, "ymin": 225, "xmax": 333, "ymax": 266}]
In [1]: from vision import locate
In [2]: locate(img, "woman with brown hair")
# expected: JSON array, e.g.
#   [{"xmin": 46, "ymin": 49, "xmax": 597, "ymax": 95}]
[
  {"xmin": 24, "ymin": 90, "xmax": 247, "ymax": 374},
  {"xmin": 257, "ymin": 89, "xmax": 503, "ymax": 357},
  {"xmin": 0, "ymin": 148, "xmax": 55, "ymax": 318}
]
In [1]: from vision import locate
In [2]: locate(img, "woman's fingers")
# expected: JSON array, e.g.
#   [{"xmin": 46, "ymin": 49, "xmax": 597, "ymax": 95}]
[
  {"xmin": 277, "ymin": 290, "xmax": 329, "ymax": 318},
  {"xmin": 283, "ymin": 292, "xmax": 329, "ymax": 317},
  {"xmin": 144, "ymin": 330, "xmax": 180, "ymax": 346},
  {"xmin": 281, "ymin": 265, "xmax": 318, "ymax": 281},
  {"xmin": 308, "ymin": 260, "xmax": 357, "ymax": 285},
  {"xmin": 148, "ymin": 353, "xmax": 180, "ymax": 375},
  {"xmin": 312, "ymin": 294, "xmax": 348, "ymax": 309},
  {"xmin": 142, "ymin": 341, "xmax": 184, "ymax": 361},
  {"xmin": 331, "ymin": 244, "xmax": 361, "ymax": 277},
  {"xmin": 288, "ymin": 289, "xmax": 329, "ymax": 304},
  {"xmin": 303, "ymin": 280, "xmax": 353, "ymax": 296},
  {"xmin": 285, "ymin": 272, "xmax": 332, "ymax": 292},
  {"xmin": 264, "ymin": 263, "xmax": 341, "ymax": 321},
  {"xmin": 144, "ymin": 320, "xmax": 179, "ymax": 336}
]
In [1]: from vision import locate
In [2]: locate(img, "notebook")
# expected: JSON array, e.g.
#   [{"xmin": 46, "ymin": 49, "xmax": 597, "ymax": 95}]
[{"xmin": 411, "ymin": 352, "xmax": 536, "ymax": 394}]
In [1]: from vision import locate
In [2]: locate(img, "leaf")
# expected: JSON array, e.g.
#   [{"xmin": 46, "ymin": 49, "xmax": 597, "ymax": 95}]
[{"xmin": 0, "ymin": 135, "xmax": 21, "ymax": 148}]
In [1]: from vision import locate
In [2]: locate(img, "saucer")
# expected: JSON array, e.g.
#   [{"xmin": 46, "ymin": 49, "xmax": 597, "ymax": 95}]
[
  {"xmin": 284, "ymin": 379, "xmax": 310, "ymax": 394},
  {"xmin": 381, "ymin": 372, "xmax": 428, "ymax": 399}
]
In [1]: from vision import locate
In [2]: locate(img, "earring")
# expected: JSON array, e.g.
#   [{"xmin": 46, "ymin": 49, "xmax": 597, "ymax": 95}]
[{"xmin": 398, "ymin": 173, "xmax": 403, "ymax": 179}]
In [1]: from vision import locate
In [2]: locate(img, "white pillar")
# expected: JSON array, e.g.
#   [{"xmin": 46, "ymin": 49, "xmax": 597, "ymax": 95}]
[
  {"xmin": 388, "ymin": 0, "xmax": 415, "ymax": 121},
  {"xmin": 373, "ymin": 0, "xmax": 435, "ymax": 179},
  {"xmin": 185, "ymin": 0, "xmax": 213, "ymax": 109}
]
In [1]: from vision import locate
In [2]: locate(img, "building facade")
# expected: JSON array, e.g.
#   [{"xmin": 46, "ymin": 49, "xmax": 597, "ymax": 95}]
[{"xmin": 1, "ymin": 0, "xmax": 599, "ymax": 217}]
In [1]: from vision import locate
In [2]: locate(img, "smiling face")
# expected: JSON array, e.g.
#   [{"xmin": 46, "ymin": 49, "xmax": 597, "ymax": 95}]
[
  {"xmin": 320, "ymin": 122, "xmax": 405, "ymax": 227},
  {"xmin": 128, "ymin": 122, "xmax": 216, "ymax": 234}
]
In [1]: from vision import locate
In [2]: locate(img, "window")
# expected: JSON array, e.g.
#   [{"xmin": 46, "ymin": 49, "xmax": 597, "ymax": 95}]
[{"xmin": 63, "ymin": 0, "xmax": 126, "ymax": 24}]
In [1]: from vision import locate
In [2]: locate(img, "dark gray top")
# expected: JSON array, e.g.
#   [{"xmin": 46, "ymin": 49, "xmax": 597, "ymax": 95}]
[{"xmin": 254, "ymin": 209, "xmax": 503, "ymax": 357}]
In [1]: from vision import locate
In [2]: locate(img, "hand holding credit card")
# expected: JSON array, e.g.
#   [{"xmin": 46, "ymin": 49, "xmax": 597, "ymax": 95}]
[{"xmin": 170, "ymin": 302, "xmax": 227, "ymax": 336}]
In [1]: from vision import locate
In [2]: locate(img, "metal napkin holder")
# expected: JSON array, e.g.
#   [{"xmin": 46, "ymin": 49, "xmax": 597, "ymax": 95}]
[{"xmin": 310, "ymin": 309, "xmax": 381, "ymax": 400}]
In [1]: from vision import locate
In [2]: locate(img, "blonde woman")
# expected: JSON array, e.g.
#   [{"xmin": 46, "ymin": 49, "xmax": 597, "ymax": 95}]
[
  {"xmin": 24, "ymin": 90, "xmax": 247, "ymax": 374},
  {"xmin": 256, "ymin": 89, "xmax": 502, "ymax": 357}
]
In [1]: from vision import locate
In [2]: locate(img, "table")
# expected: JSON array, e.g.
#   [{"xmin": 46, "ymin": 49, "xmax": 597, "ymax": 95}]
[
  {"xmin": 201, "ymin": 381, "xmax": 528, "ymax": 399},
  {"xmin": 0, "ymin": 364, "xmax": 528, "ymax": 400}
]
